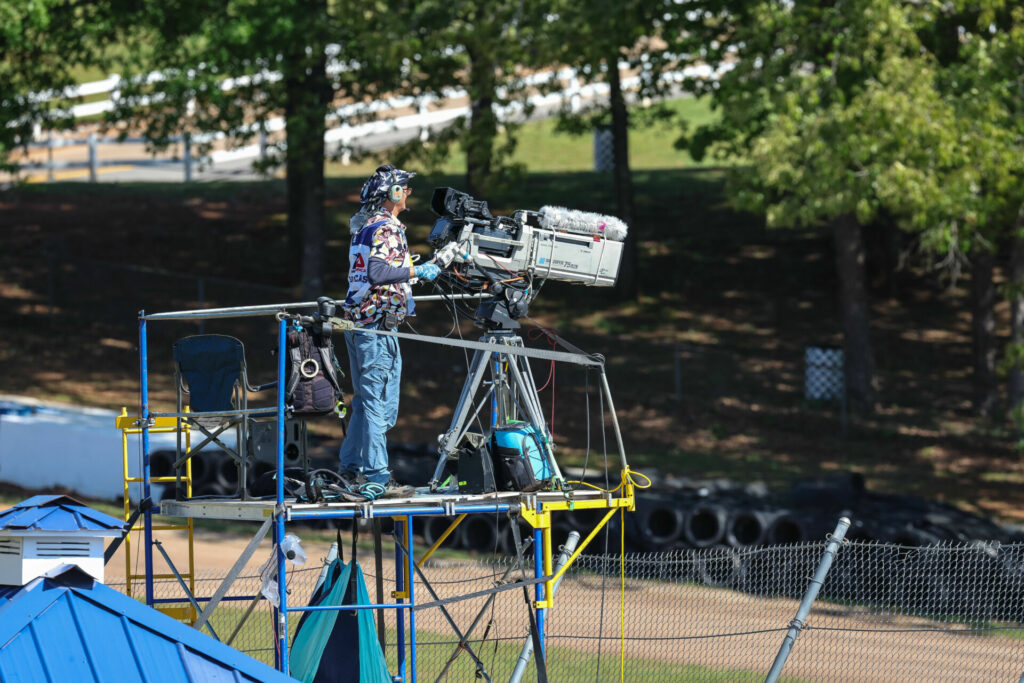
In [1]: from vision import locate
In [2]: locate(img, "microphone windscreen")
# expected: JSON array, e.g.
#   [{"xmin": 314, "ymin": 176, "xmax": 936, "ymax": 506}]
[{"xmin": 538, "ymin": 206, "xmax": 628, "ymax": 242}]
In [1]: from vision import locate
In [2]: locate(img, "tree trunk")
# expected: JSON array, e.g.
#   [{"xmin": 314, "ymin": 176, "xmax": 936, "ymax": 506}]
[
  {"xmin": 284, "ymin": 41, "xmax": 330, "ymax": 299},
  {"xmin": 970, "ymin": 249, "xmax": 997, "ymax": 416},
  {"xmin": 465, "ymin": 45, "xmax": 497, "ymax": 198},
  {"xmin": 1008, "ymin": 236, "xmax": 1024, "ymax": 422},
  {"xmin": 832, "ymin": 214, "xmax": 873, "ymax": 415},
  {"xmin": 608, "ymin": 57, "xmax": 637, "ymax": 299}
]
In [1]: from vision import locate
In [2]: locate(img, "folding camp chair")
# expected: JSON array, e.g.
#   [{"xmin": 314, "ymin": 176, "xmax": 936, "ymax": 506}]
[{"xmin": 173, "ymin": 334, "xmax": 277, "ymax": 499}]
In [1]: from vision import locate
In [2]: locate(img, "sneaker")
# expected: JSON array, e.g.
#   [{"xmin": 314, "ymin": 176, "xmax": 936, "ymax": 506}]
[
  {"xmin": 329, "ymin": 469, "xmax": 371, "ymax": 502},
  {"xmin": 379, "ymin": 479, "xmax": 415, "ymax": 499},
  {"xmin": 337, "ymin": 469, "xmax": 364, "ymax": 488}
]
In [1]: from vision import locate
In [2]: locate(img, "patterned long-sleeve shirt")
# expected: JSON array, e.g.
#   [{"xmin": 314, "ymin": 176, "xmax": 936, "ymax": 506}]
[{"xmin": 341, "ymin": 209, "xmax": 415, "ymax": 327}]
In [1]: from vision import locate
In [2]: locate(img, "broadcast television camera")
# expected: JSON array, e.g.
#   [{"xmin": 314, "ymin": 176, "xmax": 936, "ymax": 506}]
[{"xmin": 428, "ymin": 187, "xmax": 627, "ymax": 296}]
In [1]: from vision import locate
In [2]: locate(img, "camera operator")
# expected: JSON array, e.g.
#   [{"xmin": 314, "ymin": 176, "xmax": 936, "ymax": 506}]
[{"xmin": 337, "ymin": 164, "xmax": 440, "ymax": 498}]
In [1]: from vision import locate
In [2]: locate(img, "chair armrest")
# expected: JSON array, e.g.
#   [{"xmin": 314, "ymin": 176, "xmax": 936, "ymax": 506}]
[{"xmin": 248, "ymin": 380, "xmax": 278, "ymax": 393}]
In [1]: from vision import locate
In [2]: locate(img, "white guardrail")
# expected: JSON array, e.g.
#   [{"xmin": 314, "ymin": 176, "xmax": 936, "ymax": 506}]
[{"xmin": 20, "ymin": 60, "xmax": 725, "ymax": 181}]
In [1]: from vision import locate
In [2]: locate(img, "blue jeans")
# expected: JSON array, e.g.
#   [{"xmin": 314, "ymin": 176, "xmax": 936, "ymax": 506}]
[{"xmin": 338, "ymin": 328, "xmax": 401, "ymax": 485}]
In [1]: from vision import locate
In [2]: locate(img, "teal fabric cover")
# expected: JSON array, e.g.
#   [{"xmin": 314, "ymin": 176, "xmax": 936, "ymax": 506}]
[{"xmin": 290, "ymin": 560, "xmax": 391, "ymax": 683}]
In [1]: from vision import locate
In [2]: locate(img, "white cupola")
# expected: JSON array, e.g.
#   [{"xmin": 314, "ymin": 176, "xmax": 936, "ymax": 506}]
[{"xmin": 0, "ymin": 495, "xmax": 124, "ymax": 586}]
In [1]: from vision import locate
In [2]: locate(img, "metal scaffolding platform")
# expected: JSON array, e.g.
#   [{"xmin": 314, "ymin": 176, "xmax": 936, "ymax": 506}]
[{"xmin": 127, "ymin": 299, "xmax": 636, "ymax": 679}]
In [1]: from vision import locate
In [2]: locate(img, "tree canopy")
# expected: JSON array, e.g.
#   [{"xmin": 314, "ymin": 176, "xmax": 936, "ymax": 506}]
[
  {"xmin": 386, "ymin": 0, "xmax": 553, "ymax": 196},
  {"xmin": 103, "ymin": 0, "xmax": 409, "ymax": 297},
  {"xmin": 0, "ymin": 0, "xmax": 120, "ymax": 170},
  {"xmin": 6, "ymin": 0, "xmax": 1024, "ymax": 423}
]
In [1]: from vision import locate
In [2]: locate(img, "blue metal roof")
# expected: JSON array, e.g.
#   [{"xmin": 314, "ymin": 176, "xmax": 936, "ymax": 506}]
[
  {"xmin": 0, "ymin": 495, "xmax": 124, "ymax": 533},
  {"xmin": 0, "ymin": 566, "xmax": 295, "ymax": 682},
  {"xmin": 0, "ymin": 586, "xmax": 18, "ymax": 610}
]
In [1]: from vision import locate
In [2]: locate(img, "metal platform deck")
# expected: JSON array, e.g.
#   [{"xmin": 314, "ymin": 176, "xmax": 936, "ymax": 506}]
[{"xmin": 158, "ymin": 488, "xmax": 617, "ymax": 522}]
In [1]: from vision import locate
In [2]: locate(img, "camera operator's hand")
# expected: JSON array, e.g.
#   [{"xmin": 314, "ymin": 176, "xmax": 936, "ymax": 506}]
[{"xmin": 413, "ymin": 262, "xmax": 441, "ymax": 282}]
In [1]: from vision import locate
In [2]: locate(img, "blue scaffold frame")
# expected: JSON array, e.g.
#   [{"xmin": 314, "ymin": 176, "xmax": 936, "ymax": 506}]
[{"xmin": 133, "ymin": 299, "xmax": 636, "ymax": 679}]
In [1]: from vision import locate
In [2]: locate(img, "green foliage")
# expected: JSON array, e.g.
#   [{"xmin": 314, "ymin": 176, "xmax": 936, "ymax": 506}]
[
  {"xmin": 950, "ymin": 6, "xmax": 1024, "ymax": 412},
  {"xmin": 683, "ymin": 3, "xmax": 943, "ymax": 230},
  {"xmin": 386, "ymin": 0, "xmax": 553, "ymax": 195},
  {"xmin": 548, "ymin": 0, "xmax": 684, "ymax": 128},
  {"xmin": 679, "ymin": 0, "xmax": 1024, "ymax": 264},
  {"xmin": 95, "ymin": 0, "xmax": 418, "ymax": 294},
  {"xmin": 0, "ymin": 0, "xmax": 121, "ymax": 170},
  {"xmin": 368, "ymin": 96, "xmax": 717, "ymax": 175},
  {"xmin": 107, "ymin": 0, "xmax": 401, "ymax": 160},
  {"xmin": 749, "ymin": 56, "xmax": 967, "ymax": 234}
]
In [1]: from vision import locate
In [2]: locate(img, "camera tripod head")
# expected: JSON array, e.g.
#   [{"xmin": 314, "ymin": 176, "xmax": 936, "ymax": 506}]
[{"xmin": 474, "ymin": 284, "xmax": 530, "ymax": 331}]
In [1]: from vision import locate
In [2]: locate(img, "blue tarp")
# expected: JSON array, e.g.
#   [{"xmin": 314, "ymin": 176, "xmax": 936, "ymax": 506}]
[{"xmin": 290, "ymin": 560, "xmax": 391, "ymax": 683}]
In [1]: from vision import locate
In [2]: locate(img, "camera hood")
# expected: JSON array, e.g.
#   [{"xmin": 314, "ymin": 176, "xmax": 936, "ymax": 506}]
[{"xmin": 431, "ymin": 187, "xmax": 492, "ymax": 220}]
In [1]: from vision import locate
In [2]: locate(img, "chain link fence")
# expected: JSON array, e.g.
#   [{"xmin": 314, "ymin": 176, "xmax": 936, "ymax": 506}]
[{"xmin": 109, "ymin": 540, "xmax": 1024, "ymax": 681}]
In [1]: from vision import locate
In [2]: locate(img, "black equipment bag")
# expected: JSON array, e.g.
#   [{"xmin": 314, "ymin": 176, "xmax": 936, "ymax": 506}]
[
  {"xmin": 285, "ymin": 314, "xmax": 345, "ymax": 418},
  {"xmin": 457, "ymin": 432, "xmax": 496, "ymax": 494},
  {"xmin": 490, "ymin": 422, "xmax": 550, "ymax": 492}
]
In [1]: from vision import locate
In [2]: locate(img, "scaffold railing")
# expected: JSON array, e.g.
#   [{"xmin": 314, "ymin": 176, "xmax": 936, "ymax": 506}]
[{"xmin": 130, "ymin": 299, "xmax": 637, "ymax": 678}]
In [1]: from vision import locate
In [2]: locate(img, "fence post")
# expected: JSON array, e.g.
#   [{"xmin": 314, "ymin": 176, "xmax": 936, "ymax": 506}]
[
  {"xmin": 418, "ymin": 101, "xmax": 430, "ymax": 142},
  {"xmin": 183, "ymin": 133, "xmax": 193, "ymax": 182},
  {"xmin": 259, "ymin": 126, "xmax": 268, "ymax": 164},
  {"xmin": 88, "ymin": 133, "xmax": 98, "ymax": 182},
  {"xmin": 509, "ymin": 530, "xmax": 580, "ymax": 683},
  {"xmin": 764, "ymin": 516, "xmax": 851, "ymax": 683},
  {"xmin": 47, "ymin": 133, "xmax": 55, "ymax": 182}
]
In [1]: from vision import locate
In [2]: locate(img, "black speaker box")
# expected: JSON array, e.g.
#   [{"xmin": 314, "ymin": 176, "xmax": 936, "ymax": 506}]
[{"xmin": 249, "ymin": 419, "xmax": 307, "ymax": 467}]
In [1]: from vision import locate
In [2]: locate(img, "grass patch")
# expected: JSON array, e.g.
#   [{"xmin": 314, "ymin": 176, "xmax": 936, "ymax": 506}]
[
  {"xmin": 194, "ymin": 606, "xmax": 804, "ymax": 682},
  {"xmin": 325, "ymin": 95, "xmax": 720, "ymax": 179},
  {"xmin": 68, "ymin": 64, "xmax": 111, "ymax": 86}
]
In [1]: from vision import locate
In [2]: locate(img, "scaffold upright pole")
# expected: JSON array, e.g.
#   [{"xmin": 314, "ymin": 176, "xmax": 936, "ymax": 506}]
[
  {"xmin": 395, "ymin": 518, "xmax": 407, "ymax": 681},
  {"xmin": 407, "ymin": 514, "xmax": 417, "ymax": 683},
  {"xmin": 534, "ymin": 526, "xmax": 546, "ymax": 657},
  {"xmin": 599, "ymin": 368, "xmax": 629, "ymax": 472},
  {"xmin": 139, "ymin": 311, "xmax": 155, "ymax": 607},
  {"xmin": 275, "ymin": 315, "xmax": 289, "ymax": 674}
]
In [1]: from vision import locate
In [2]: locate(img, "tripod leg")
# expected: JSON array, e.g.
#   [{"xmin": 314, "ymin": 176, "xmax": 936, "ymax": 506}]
[
  {"xmin": 490, "ymin": 354, "xmax": 506, "ymax": 424},
  {"xmin": 515, "ymin": 355, "xmax": 548, "ymax": 436},
  {"xmin": 430, "ymin": 382, "xmax": 495, "ymax": 490}
]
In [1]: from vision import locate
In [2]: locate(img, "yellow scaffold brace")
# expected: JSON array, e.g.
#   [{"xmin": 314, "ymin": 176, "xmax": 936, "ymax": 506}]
[
  {"xmin": 415, "ymin": 513, "xmax": 467, "ymax": 569},
  {"xmin": 117, "ymin": 407, "xmax": 198, "ymax": 623},
  {"xmin": 520, "ymin": 467, "xmax": 650, "ymax": 610}
]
